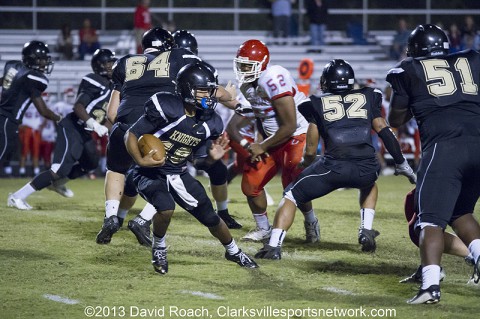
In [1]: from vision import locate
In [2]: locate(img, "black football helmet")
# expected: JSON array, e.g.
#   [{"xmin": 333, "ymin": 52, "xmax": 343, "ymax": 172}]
[
  {"xmin": 141, "ymin": 27, "xmax": 175, "ymax": 52},
  {"xmin": 173, "ymin": 30, "xmax": 198, "ymax": 55},
  {"xmin": 176, "ymin": 62, "xmax": 218, "ymax": 112},
  {"xmin": 320, "ymin": 59, "xmax": 355, "ymax": 93},
  {"xmin": 91, "ymin": 49, "xmax": 117, "ymax": 78},
  {"xmin": 22, "ymin": 40, "xmax": 54, "ymax": 74},
  {"xmin": 407, "ymin": 24, "xmax": 449, "ymax": 58}
]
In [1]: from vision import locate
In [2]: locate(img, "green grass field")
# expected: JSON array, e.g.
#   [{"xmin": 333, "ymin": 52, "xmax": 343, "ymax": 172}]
[{"xmin": 1, "ymin": 175, "xmax": 479, "ymax": 319}]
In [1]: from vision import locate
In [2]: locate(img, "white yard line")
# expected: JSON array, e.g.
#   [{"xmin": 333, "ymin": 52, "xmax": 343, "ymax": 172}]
[
  {"xmin": 43, "ymin": 294, "xmax": 80, "ymax": 304},
  {"xmin": 322, "ymin": 287, "xmax": 356, "ymax": 295},
  {"xmin": 179, "ymin": 290, "xmax": 225, "ymax": 300}
]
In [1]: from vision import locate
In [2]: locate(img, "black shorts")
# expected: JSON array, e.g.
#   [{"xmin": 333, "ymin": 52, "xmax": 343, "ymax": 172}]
[
  {"xmin": 124, "ymin": 166, "xmax": 138, "ymax": 197},
  {"xmin": 106, "ymin": 122, "xmax": 134, "ymax": 174},
  {"xmin": 415, "ymin": 138, "xmax": 480, "ymax": 229},
  {"xmin": 0, "ymin": 115, "xmax": 19, "ymax": 162},
  {"xmin": 285, "ymin": 157, "xmax": 378, "ymax": 205},
  {"xmin": 133, "ymin": 169, "xmax": 220, "ymax": 227},
  {"xmin": 51, "ymin": 118, "xmax": 98, "ymax": 178}
]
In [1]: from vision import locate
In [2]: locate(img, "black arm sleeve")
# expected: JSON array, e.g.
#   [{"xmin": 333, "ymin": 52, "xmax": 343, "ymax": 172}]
[{"xmin": 377, "ymin": 127, "xmax": 405, "ymax": 164}]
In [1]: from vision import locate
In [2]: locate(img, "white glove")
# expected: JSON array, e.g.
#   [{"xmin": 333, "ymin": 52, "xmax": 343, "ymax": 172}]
[
  {"xmin": 395, "ymin": 159, "xmax": 417, "ymax": 184},
  {"xmin": 86, "ymin": 118, "xmax": 108, "ymax": 137},
  {"xmin": 234, "ymin": 103, "xmax": 254, "ymax": 115}
]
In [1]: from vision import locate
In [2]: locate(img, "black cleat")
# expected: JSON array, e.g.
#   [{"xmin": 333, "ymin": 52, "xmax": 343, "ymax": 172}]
[
  {"xmin": 255, "ymin": 244, "xmax": 281, "ymax": 260},
  {"xmin": 152, "ymin": 247, "xmax": 168, "ymax": 275},
  {"xmin": 218, "ymin": 209, "xmax": 242, "ymax": 229},
  {"xmin": 225, "ymin": 250, "xmax": 258, "ymax": 268},
  {"xmin": 128, "ymin": 215, "xmax": 152, "ymax": 247},
  {"xmin": 468, "ymin": 257, "xmax": 480, "ymax": 285},
  {"xmin": 358, "ymin": 228, "xmax": 380, "ymax": 252},
  {"xmin": 407, "ymin": 285, "xmax": 441, "ymax": 304},
  {"xmin": 96, "ymin": 216, "xmax": 120, "ymax": 244}
]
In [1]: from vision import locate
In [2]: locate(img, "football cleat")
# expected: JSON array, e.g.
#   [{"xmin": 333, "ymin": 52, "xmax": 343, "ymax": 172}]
[
  {"xmin": 241, "ymin": 227, "xmax": 272, "ymax": 242},
  {"xmin": 225, "ymin": 250, "xmax": 259, "ymax": 268},
  {"xmin": 407, "ymin": 285, "xmax": 441, "ymax": 304},
  {"xmin": 304, "ymin": 218, "xmax": 320, "ymax": 243},
  {"xmin": 7, "ymin": 193, "xmax": 32, "ymax": 210},
  {"xmin": 468, "ymin": 257, "xmax": 480, "ymax": 285},
  {"xmin": 128, "ymin": 215, "xmax": 152, "ymax": 247},
  {"xmin": 358, "ymin": 228, "xmax": 380, "ymax": 252},
  {"xmin": 217, "ymin": 209, "xmax": 242, "ymax": 229},
  {"xmin": 152, "ymin": 247, "xmax": 168, "ymax": 275},
  {"xmin": 47, "ymin": 180, "xmax": 74, "ymax": 198},
  {"xmin": 96, "ymin": 215, "xmax": 120, "ymax": 244},
  {"xmin": 399, "ymin": 265, "xmax": 446, "ymax": 283},
  {"xmin": 254, "ymin": 244, "xmax": 281, "ymax": 260}
]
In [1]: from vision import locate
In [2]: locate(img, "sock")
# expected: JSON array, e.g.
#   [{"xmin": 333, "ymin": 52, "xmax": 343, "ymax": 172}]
[
  {"xmin": 19, "ymin": 167, "xmax": 26, "ymax": 175},
  {"xmin": 360, "ymin": 208, "xmax": 375, "ymax": 230},
  {"xmin": 139, "ymin": 203, "xmax": 156, "ymax": 221},
  {"xmin": 269, "ymin": 228, "xmax": 287, "ymax": 247},
  {"xmin": 4, "ymin": 166, "xmax": 12, "ymax": 175},
  {"xmin": 223, "ymin": 238, "xmax": 240, "ymax": 255},
  {"xmin": 14, "ymin": 183, "xmax": 36, "ymax": 200},
  {"xmin": 117, "ymin": 208, "xmax": 128, "ymax": 220},
  {"xmin": 216, "ymin": 200, "xmax": 228, "ymax": 212},
  {"xmin": 302, "ymin": 209, "xmax": 317, "ymax": 223},
  {"xmin": 421, "ymin": 264, "xmax": 441, "ymax": 289},
  {"xmin": 33, "ymin": 167, "xmax": 40, "ymax": 175},
  {"xmin": 253, "ymin": 212, "xmax": 270, "ymax": 230},
  {"xmin": 152, "ymin": 233, "xmax": 166, "ymax": 249},
  {"xmin": 468, "ymin": 239, "xmax": 480, "ymax": 264},
  {"xmin": 105, "ymin": 200, "xmax": 120, "ymax": 218}
]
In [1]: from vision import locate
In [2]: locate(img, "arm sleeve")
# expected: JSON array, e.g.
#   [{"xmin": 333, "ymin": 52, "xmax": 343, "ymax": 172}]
[
  {"xmin": 377, "ymin": 126, "xmax": 405, "ymax": 164},
  {"xmin": 298, "ymin": 99, "xmax": 317, "ymax": 124},
  {"xmin": 129, "ymin": 115, "xmax": 158, "ymax": 138}
]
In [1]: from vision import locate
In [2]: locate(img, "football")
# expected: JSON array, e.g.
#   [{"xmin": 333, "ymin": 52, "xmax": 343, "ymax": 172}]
[{"xmin": 137, "ymin": 134, "xmax": 166, "ymax": 161}]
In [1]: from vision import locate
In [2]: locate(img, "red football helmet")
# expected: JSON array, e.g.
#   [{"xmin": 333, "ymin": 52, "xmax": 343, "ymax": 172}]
[{"xmin": 234, "ymin": 39, "xmax": 270, "ymax": 83}]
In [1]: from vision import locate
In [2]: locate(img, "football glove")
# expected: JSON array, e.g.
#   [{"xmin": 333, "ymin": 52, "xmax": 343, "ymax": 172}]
[
  {"xmin": 234, "ymin": 103, "xmax": 254, "ymax": 116},
  {"xmin": 395, "ymin": 159, "xmax": 416, "ymax": 184},
  {"xmin": 86, "ymin": 118, "xmax": 109, "ymax": 137}
]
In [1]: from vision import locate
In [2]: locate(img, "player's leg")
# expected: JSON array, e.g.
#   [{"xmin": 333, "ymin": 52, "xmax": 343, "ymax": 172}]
[{"xmin": 358, "ymin": 183, "xmax": 381, "ymax": 252}]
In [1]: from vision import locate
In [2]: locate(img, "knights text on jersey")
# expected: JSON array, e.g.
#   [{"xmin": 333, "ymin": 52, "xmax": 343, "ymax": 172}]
[
  {"xmin": 112, "ymin": 48, "xmax": 201, "ymax": 124},
  {"xmin": 0, "ymin": 60, "xmax": 48, "ymax": 124},
  {"xmin": 239, "ymin": 64, "xmax": 308, "ymax": 137},
  {"xmin": 386, "ymin": 49, "xmax": 480, "ymax": 149},
  {"xmin": 129, "ymin": 92, "xmax": 224, "ymax": 174},
  {"xmin": 299, "ymin": 86, "xmax": 383, "ymax": 160}
]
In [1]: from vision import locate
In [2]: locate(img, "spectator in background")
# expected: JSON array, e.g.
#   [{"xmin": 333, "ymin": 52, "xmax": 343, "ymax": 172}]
[
  {"xmin": 56, "ymin": 23, "xmax": 74, "ymax": 60},
  {"xmin": 270, "ymin": 0, "xmax": 294, "ymax": 44},
  {"xmin": 134, "ymin": 0, "xmax": 153, "ymax": 54},
  {"xmin": 305, "ymin": 0, "xmax": 329, "ymax": 46},
  {"xmin": 461, "ymin": 15, "xmax": 477, "ymax": 50},
  {"xmin": 78, "ymin": 18, "xmax": 101, "ymax": 60},
  {"xmin": 448, "ymin": 23, "xmax": 463, "ymax": 53},
  {"xmin": 390, "ymin": 18, "xmax": 411, "ymax": 61}
]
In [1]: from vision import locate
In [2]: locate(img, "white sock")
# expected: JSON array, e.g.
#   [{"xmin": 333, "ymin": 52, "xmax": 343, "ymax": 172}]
[
  {"xmin": 33, "ymin": 167, "xmax": 40, "ymax": 175},
  {"xmin": 117, "ymin": 208, "xmax": 128, "ymax": 220},
  {"xmin": 303, "ymin": 209, "xmax": 317, "ymax": 223},
  {"xmin": 269, "ymin": 228, "xmax": 287, "ymax": 247},
  {"xmin": 468, "ymin": 239, "xmax": 480, "ymax": 264},
  {"xmin": 4, "ymin": 166, "xmax": 12, "ymax": 175},
  {"xmin": 14, "ymin": 183, "xmax": 36, "ymax": 200},
  {"xmin": 253, "ymin": 212, "xmax": 270, "ymax": 230},
  {"xmin": 216, "ymin": 200, "xmax": 228, "ymax": 211},
  {"xmin": 421, "ymin": 264, "xmax": 441, "ymax": 289},
  {"xmin": 152, "ymin": 233, "xmax": 166, "ymax": 249},
  {"xmin": 19, "ymin": 167, "xmax": 26, "ymax": 175},
  {"xmin": 360, "ymin": 208, "xmax": 375, "ymax": 230},
  {"xmin": 105, "ymin": 200, "xmax": 120, "ymax": 218},
  {"xmin": 223, "ymin": 238, "xmax": 240, "ymax": 255},
  {"xmin": 139, "ymin": 203, "xmax": 156, "ymax": 221}
]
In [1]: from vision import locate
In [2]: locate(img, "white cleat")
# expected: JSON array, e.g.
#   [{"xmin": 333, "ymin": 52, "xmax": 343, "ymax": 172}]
[
  {"xmin": 47, "ymin": 182, "xmax": 74, "ymax": 198},
  {"xmin": 7, "ymin": 193, "xmax": 32, "ymax": 210},
  {"xmin": 241, "ymin": 227, "xmax": 272, "ymax": 242}
]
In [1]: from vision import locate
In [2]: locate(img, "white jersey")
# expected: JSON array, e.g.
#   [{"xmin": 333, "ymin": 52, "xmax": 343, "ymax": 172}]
[
  {"xmin": 53, "ymin": 100, "xmax": 74, "ymax": 118},
  {"xmin": 21, "ymin": 105, "xmax": 43, "ymax": 130},
  {"xmin": 239, "ymin": 65, "xmax": 308, "ymax": 137}
]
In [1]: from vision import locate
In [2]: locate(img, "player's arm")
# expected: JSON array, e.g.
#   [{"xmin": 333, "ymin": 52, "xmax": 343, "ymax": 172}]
[
  {"xmin": 74, "ymin": 92, "xmax": 109, "ymax": 137},
  {"xmin": 125, "ymin": 115, "xmax": 165, "ymax": 167},
  {"xmin": 226, "ymin": 113, "xmax": 251, "ymax": 146},
  {"xmin": 388, "ymin": 92, "xmax": 413, "ymax": 128},
  {"xmin": 32, "ymin": 95, "xmax": 62, "ymax": 122},
  {"xmin": 301, "ymin": 122, "xmax": 319, "ymax": 168},
  {"xmin": 106, "ymin": 89, "xmax": 120, "ymax": 125}
]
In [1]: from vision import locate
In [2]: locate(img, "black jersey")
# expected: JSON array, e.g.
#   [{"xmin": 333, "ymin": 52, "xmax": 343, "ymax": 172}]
[
  {"xmin": 65, "ymin": 72, "xmax": 113, "ymax": 134},
  {"xmin": 129, "ymin": 92, "xmax": 224, "ymax": 174},
  {"xmin": 112, "ymin": 48, "xmax": 200, "ymax": 125},
  {"xmin": 0, "ymin": 60, "xmax": 48, "ymax": 124},
  {"xmin": 386, "ymin": 49, "xmax": 480, "ymax": 149},
  {"xmin": 299, "ymin": 87, "xmax": 383, "ymax": 161}
]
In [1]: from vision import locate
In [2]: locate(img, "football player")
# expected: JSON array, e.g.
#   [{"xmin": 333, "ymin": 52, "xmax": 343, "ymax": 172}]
[
  {"xmin": 0, "ymin": 41, "xmax": 62, "ymax": 176},
  {"xmin": 228, "ymin": 39, "xmax": 320, "ymax": 243},
  {"xmin": 8, "ymin": 49, "xmax": 116, "ymax": 210},
  {"xmin": 125, "ymin": 62, "xmax": 258, "ymax": 274},
  {"xmin": 387, "ymin": 24, "xmax": 480, "ymax": 304},
  {"xmin": 254, "ymin": 59, "xmax": 415, "ymax": 260}
]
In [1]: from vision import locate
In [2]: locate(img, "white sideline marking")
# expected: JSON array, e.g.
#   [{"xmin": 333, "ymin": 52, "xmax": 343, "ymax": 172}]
[
  {"xmin": 323, "ymin": 287, "xmax": 356, "ymax": 295},
  {"xmin": 180, "ymin": 290, "xmax": 224, "ymax": 300},
  {"xmin": 43, "ymin": 294, "xmax": 80, "ymax": 304}
]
